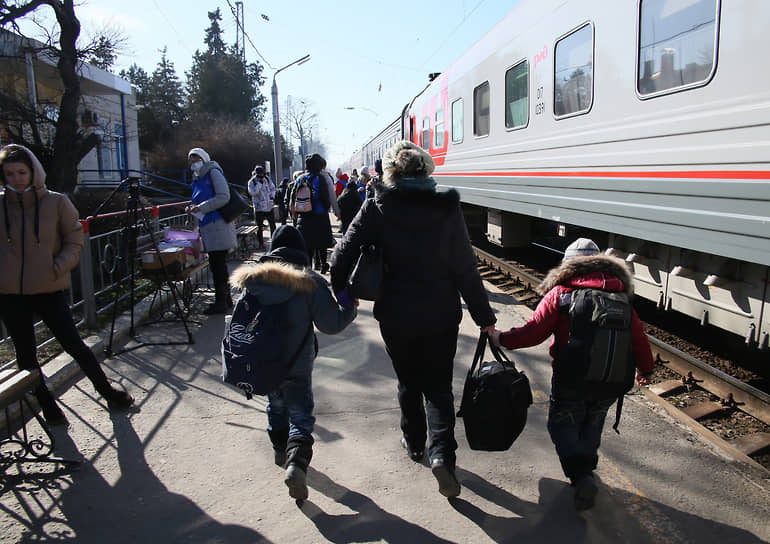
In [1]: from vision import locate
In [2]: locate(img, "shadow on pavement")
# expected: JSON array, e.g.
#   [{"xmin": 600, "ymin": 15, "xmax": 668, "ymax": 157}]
[
  {"xmin": 5, "ymin": 411, "xmax": 269, "ymax": 543},
  {"xmin": 452, "ymin": 467, "xmax": 766, "ymax": 544},
  {"xmin": 301, "ymin": 466, "xmax": 455, "ymax": 543}
]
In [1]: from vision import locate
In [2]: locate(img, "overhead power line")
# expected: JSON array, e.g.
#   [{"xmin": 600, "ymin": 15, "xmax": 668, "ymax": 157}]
[{"xmin": 225, "ymin": 0, "xmax": 274, "ymax": 69}]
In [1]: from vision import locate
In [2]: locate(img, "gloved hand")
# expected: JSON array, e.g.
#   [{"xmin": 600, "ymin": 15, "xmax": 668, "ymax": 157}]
[{"xmin": 335, "ymin": 288, "xmax": 355, "ymax": 309}]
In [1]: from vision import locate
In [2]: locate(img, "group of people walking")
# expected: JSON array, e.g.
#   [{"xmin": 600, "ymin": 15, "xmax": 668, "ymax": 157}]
[{"xmin": 0, "ymin": 139, "xmax": 653, "ymax": 511}]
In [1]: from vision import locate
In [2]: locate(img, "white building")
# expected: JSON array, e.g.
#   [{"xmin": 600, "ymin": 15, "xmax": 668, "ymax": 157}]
[{"xmin": 0, "ymin": 28, "xmax": 140, "ymax": 186}]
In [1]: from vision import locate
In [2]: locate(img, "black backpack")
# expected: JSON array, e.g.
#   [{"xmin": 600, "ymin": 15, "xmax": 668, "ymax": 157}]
[
  {"xmin": 556, "ymin": 288, "xmax": 635, "ymax": 431},
  {"xmin": 457, "ymin": 333, "xmax": 533, "ymax": 451},
  {"xmin": 221, "ymin": 292, "xmax": 312, "ymax": 399}
]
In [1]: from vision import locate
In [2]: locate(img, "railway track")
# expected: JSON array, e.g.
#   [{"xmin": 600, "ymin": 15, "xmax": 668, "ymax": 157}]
[{"xmin": 474, "ymin": 246, "xmax": 770, "ymax": 473}]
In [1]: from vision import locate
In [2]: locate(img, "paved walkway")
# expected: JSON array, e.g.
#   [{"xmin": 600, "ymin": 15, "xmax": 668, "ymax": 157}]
[{"xmin": 1, "ymin": 239, "xmax": 769, "ymax": 543}]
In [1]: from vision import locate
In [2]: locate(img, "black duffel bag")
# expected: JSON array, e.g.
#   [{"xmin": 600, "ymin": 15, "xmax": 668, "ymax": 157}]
[{"xmin": 457, "ymin": 332, "xmax": 533, "ymax": 451}]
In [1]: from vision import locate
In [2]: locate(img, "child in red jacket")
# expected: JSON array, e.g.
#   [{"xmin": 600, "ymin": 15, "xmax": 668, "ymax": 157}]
[{"xmin": 491, "ymin": 238, "xmax": 653, "ymax": 510}]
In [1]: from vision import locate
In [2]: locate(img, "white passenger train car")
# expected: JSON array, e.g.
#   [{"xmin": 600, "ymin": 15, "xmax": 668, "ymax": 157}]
[{"xmin": 352, "ymin": 0, "xmax": 770, "ymax": 346}]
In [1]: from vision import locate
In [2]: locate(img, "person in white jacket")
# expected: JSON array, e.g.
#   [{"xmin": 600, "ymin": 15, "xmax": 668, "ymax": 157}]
[{"xmin": 247, "ymin": 165, "xmax": 276, "ymax": 249}]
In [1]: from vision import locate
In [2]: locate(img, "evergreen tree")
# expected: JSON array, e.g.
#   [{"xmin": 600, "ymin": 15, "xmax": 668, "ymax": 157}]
[
  {"xmin": 186, "ymin": 9, "xmax": 266, "ymax": 124},
  {"xmin": 121, "ymin": 50, "xmax": 185, "ymax": 152},
  {"xmin": 149, "ymin": 48, "xmax": 185, "ymax": 128}
]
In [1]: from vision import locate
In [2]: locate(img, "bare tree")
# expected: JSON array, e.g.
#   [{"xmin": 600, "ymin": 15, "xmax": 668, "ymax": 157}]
[
  {"xmin": 283, "ymin": 97, "xmax": 318, "ymax": 161},
  {"xmin": 0, "ymin": 0, "xmax": 108, "ymax": 192}
]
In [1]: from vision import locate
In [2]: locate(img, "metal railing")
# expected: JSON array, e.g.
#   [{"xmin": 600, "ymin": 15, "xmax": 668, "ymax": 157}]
[
  {"xmin": 0, "ymin": 198, "xmax": 196, "ymax": 371},
  {"xmin": 0, "ymin": 169, "xmax": 254, "ymax": 370}
]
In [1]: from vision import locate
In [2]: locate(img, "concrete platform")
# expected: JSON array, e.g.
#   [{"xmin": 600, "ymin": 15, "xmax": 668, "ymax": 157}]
[{"xmin": 1, "ymin": 248, "xmax": 769, "ymax": 542}]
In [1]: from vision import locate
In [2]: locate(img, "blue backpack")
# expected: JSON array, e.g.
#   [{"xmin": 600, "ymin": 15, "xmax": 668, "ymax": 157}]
[{"xmin": 222, "ymin": 292, "xmax": 313, "ymax": 399}]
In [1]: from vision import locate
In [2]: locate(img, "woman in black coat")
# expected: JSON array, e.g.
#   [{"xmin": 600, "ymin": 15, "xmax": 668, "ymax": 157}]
[
  {"xmin": 330, "ymin": 140, "xmax": 496, "ymax": 499},
  {"xmin": 337, "ymin": 179, "xmax": 363, "ymax": 234}
]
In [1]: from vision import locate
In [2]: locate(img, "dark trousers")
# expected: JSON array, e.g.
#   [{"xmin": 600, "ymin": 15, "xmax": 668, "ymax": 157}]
[
  {"xmin": 547, "ymin": 379, "xmax": 616, "ymax": 482},
  {"xmin": 208, "ymin": 250, "xmax": 229, "ymax": 303},
  {"xmin": 0, "ymin": 291, "xmax": 113, "ymax": 411},
  {"xmin": 379, "ymin": 324, "xmax": 459, "ymax": 467},
  {"xmin": 253, "ymin": 211, "xmax": 276, "ymax": 246}
]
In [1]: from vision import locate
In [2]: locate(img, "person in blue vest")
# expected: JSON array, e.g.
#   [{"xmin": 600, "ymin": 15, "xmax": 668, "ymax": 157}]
[{"xmin": 185, "ymin": 148, "xmax": 237, "ymax": 315}]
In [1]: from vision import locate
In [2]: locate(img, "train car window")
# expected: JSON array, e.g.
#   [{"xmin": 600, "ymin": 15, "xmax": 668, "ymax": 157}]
[
  {"xmin": 505, "ymin": 60, "xmax": 529, "ymax": 129},
  {"xmin": 554, "ymin": 23, "xmax": 594, "ymax": 118},
  {"xmin": 638, "ymin": 0, "xmax": 719, "ymax": 97},
  {"xmin": 435, "ymin": 109, "xmax": 445, "ymax": 148},
  {"xmin": 421, "ymin": 117, "xmax": 430, "ymax": 150},
  {"xmin": 474, "ymin": 82, "xmax": 490, "ymax": 136},
  {"xmin": 451, "ymin": 98, "xmax": 464, "ymax": 143}
]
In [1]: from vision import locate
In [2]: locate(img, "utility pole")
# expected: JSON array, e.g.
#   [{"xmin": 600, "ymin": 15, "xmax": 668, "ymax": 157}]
[{"xmin": 235, "ymin": 1, "xmax": 245, "ymax": 61}]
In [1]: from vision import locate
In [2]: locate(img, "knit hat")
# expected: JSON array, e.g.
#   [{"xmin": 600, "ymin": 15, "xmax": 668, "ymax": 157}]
[
  {"xmin": 259, "ymin": 225, "xmax": 308, "ymax": 267},
  {"xmin": 563, "ymin": 238, "xmax": 600, "ymax": 261},
  {"xmin": 360, "ymin": 166, "xmax": 370, "ymax": 176},
  {"xmin": 254, "ymin": 166, "xmax": 265, "ymax": 175},
  {"xmin": 187, "ymin": 147, "xmax": 210, "ymax": 163}
]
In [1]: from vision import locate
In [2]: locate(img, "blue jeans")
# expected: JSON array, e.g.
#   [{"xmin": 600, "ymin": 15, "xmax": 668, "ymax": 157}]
[
  {"xmin": 546, "ymin": 387, "xmax": 616, "ymax": 481},
  {"xmin": 266, "ymin": 374, "xmax": 315, "ymax": 445}
]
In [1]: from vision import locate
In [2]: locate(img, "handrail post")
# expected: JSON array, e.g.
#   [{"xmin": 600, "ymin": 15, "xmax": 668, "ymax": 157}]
[{"xmin": 79, "ymin": 218, "xmax": 97, "ymax": 327}]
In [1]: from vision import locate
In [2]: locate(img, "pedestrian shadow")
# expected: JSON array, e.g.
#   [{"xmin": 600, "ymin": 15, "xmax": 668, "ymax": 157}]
[
  {"xmin": 300, "ymin": 466, "xmax": 455, "ymax": 543},
  {"xmin": 452, "ymin": 468, "xmax": 766, "ymax": 544},
  {"xmin": 6, "ymin": 414, "xmax": 269, "ymax": 543}
]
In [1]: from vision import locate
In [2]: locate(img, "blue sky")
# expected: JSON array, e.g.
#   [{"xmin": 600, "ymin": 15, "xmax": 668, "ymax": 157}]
[{"xmin": 24, "ymin": 0, "xmax": 520, "ymax": 168}]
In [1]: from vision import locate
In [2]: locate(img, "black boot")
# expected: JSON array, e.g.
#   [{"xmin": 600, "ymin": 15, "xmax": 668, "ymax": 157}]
[
  {"xmin": 285, "ymin": 438, "xmax": 313, "ymax": 501},
  {"xmin": 204, "ymin": 283, "xmax": 230, "ymax": 315},
  {"xmin": 268, "ymin": 428, "xmax": 289, "ymax": 467},
  {"xmin": 34, "ymin": 384, "xmax": 67, "ymax": 425}
]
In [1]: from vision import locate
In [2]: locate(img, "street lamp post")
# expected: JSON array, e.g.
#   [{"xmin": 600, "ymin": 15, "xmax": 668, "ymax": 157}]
[{"xmin": 272, "ymin": 54, "xmax": 310, "ymax": 180}]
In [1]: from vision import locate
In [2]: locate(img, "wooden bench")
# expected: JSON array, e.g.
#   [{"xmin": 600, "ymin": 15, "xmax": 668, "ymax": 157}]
[{"xmin": 1, "ymin": 368, "xmax": 79, "ymax": 478}]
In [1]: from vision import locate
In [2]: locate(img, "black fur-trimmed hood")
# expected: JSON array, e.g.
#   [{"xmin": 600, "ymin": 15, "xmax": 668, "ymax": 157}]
[{"xmin": 537, "ymin": 254, "xmax": 634, "ymax": 296}]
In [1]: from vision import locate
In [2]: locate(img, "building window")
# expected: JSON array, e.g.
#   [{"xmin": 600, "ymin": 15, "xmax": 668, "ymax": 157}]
[
  {"xmin": 505, "ymin": 60, "xmax": 529, "ymax": 129},
  {"xmin": 114, "ymin": 123, "xmax": 126, "ymax": 175},
  {"xmin": 474, "ymin": 82, "xmax": 490, "ymax": 136},
  {"xmin": 421, "ymin": 117, "xmax": 430, "ymax": 150},
  {"xmin": 98, "ymin": 141, "xmax": 112, "ymax": 178},
  {"xmin": 434, "ymin": 109, "xmax": 445, "ymax": 148},
  {"xmin": 451, "ymin": 98, "xmax": 463, "ymax": 143},
  {"xmin": 638, "ymin": 0, "xmax": 719, "ymax": 97},
  {"xmin": 554, "ymin": 23, "xmax": 594, "ymax": 117}
]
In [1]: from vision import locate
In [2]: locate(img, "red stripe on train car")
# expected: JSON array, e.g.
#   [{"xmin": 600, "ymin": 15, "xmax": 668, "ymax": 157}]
[{"xmin": 434, "ymin": 170, "xmax": 770, "ymax": 179}]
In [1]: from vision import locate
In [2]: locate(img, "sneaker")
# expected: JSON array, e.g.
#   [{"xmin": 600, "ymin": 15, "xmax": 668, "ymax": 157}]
[
  {"xmin": 106, "ymin": 389, "xmax": 135, "ymax": 411},
  {"xmin": 574, "ymin": 474, "xmax": 598, "ymax": 511},
  {"xmin": 400, "ymin": 436, "xmax": 425, "ymax": 462},
  {"xmin": 430, "ymin": 458, "xmax": 460, "ymax": 498},
  {"xmin": 285, "ymin": 464, "xmax": 308, "ymax": 501}
]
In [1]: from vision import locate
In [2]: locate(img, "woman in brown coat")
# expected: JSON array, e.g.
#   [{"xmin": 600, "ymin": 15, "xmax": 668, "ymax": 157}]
[{"xmin": 0, "ymin": 144, "xmax": 134, "ymax": 425}]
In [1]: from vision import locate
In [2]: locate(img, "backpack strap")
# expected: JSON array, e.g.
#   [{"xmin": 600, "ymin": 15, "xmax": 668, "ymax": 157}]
[{"xmin": 612, "ymin": 396, "xmax": 623, "ymax": 434}]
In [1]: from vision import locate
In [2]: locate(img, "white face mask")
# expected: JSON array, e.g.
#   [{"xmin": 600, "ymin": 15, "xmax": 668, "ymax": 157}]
[{"xmin": 190, "ymin": 161, "xmax": 203, "ymax": 174}]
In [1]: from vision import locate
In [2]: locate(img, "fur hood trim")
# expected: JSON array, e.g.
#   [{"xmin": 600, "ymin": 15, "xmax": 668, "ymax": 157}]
[
  {"xmin": 229, "ymin": 262, "xmax": 317, "ymax": 294},
  {"xmin": 537, "ymin": 254, "xmax": 633, "ymax": 296}
]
